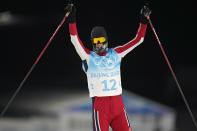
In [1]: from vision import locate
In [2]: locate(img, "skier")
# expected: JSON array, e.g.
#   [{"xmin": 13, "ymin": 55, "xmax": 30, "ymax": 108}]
[{"xmin": 66, "ymin": 3, "xmax": 151, "ymax": 131}]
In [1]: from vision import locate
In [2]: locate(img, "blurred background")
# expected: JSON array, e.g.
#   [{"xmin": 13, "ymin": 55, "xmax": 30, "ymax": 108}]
[{"xmin": 0, "ymin": 0, "xmax": 196, "ymax": 131}]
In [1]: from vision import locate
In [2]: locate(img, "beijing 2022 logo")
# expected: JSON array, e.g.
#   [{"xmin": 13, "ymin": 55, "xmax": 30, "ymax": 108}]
[{"xmin": 93, "ymin": 53, "xmax": 119, "ymax": 70}]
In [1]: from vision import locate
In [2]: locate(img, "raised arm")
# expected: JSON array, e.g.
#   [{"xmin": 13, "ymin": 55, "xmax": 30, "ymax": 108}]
[
  {"xmin": 114, "ymin": 3, "xmax": 151, "ymax": 58},
  {"xmin": 66, "ymin": 4, "xmax": 90, "ymax": 60},
  {"xmin": 69, "ymin": 23, "xmax": 90, "ymax": 60},
  {"xmin": 114, "ymin": 23, "xmax": 147, "ymax": 58}
]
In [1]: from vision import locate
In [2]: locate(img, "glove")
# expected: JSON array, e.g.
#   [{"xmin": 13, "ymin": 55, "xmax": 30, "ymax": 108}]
[
  {"xmin": 65, "ymin": 3, "xmax": 76, "ymax": 23},
  {"xmin": 140, "ymin": 3, "xmax": 151, "ymax": 24}
]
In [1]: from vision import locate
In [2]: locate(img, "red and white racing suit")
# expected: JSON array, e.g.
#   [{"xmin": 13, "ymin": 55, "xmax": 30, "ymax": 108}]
[{"xmin": 69, "ymin": 22, "xmax": 147, "ymax": 131}]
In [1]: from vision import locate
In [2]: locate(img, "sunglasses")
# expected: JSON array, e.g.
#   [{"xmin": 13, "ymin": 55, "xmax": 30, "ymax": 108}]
[{"xmin": 92, "ymin": 37, "xmax": 106, "ymax": 44}]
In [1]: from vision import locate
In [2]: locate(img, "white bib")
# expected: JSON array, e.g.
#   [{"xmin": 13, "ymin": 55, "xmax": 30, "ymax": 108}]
[{"xmin": 83, "ymin": 49, "xmax": 122, "ymax": 97}]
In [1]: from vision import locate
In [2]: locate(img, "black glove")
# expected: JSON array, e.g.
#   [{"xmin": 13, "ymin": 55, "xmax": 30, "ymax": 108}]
[
  {"xmin": 65, "ymin": 3, "xmax": 76, "ymax": 23},
  {"xmin": 140, "ymin": 3, "xmax": 151, "ymax": 24}
]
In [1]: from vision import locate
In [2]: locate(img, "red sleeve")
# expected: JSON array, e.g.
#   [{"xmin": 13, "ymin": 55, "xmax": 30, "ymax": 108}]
[{"xmin": 114, "ymin": 23, "xmax": 147, "ymax": 54}]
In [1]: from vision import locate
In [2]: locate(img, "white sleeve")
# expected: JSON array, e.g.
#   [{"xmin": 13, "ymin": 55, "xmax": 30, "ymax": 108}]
[
  {"xmin": 69, "ymin": 23, "xmax": 90, "ymax": 61},
  {"xmin": 70, "ymin": 34, "xmax": 90, "ymax": 60}
]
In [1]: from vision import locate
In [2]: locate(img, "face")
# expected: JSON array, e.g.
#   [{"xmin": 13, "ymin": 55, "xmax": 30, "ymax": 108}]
[{"xmin": 92, "ymin": 37, "xmax": 107, "ymax": 54}]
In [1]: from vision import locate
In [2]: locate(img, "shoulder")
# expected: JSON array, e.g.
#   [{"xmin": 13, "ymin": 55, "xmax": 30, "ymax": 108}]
[{"xmin": 109, "ymin": 48, "xmax": 117, "ymax": 53}]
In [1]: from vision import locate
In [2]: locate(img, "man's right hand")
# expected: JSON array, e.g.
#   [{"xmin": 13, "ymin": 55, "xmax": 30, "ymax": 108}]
[{"xmin": 65, "ymin": 3, "xmax": 76, "ymax": 23}]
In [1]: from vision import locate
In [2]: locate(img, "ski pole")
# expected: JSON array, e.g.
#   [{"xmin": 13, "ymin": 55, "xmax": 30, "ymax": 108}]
[
  {"xmin": 0, "ymin": 10, "xmax": 71, "ymax": 117},
  {"xmin": 147, "ymin": 16, "xmax": 197, "ymax": 129}
]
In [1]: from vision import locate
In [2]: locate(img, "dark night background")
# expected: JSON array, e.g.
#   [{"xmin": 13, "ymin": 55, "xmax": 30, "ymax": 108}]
[{"xmin": 0, "ymin": 0, "xmax": 197, "ymax": 130}]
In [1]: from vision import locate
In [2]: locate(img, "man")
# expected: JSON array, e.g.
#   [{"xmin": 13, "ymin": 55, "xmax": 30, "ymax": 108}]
[{"xmin": 66, "ymin": 3, "xmax": 151, "ymax": 131}]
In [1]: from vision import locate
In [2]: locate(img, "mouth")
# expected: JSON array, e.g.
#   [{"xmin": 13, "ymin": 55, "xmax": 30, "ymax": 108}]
[{"xmin": 96, "ymin": 43, "xmax": 103, "ymax": 49}]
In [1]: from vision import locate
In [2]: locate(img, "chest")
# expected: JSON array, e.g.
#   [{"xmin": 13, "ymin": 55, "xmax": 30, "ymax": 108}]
[{"xmin": 83, "ymin": 49, "xmax": 121, "ymax": 73}]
